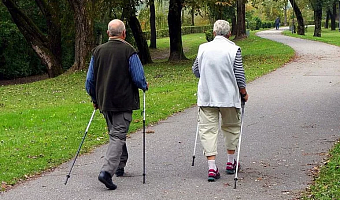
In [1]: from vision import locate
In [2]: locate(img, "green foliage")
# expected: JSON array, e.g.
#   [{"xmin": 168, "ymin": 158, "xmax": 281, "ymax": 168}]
[
  {"xmin": 0, "ymin": 32, "xmax": 295, "ymax": 187},
  {"xmin": 138, "ymin": 1, "xmax": 168, "ymax": 30},
  {"xmin": 305, "ymin": 20, "xmax": 315, "ymax": 25},
  {"xmin": 0, "ymin": 21, "xmax": 45, "ymax": 79},
  {"xmin": 60, "ymin": 2, "xmax": 76, "ymax": 70},
  {"xmin": 143, "ymin": 25, "xmax": 212, "ymax": 40},
  {"xmin": 125, "ymin": 25, "xmax": 138, "ymax": 48},
  {"xmin": 249, "ymin": 17, "xmax": 262, "ymax": 31},
  {"xmin": 305, "ymin": 143, "xmax": 340, "ymax": 200},
  {"xmin": 206, "ymin": 1, "xmax": 235, "ymax": 23},
  {"xmin": 0, "ymin": 0, "xmax": 74, "ymax": 78},
  {"xmin": 205, "ymin": 29, "xmax": 213, "ymax": 42},
  {"xmin": 248, "ymin": 21, "xmax": 256, "ymax": 31},
  {"xmin": 321, "ymin": 21, "xmax": 339, "ymax": 28},
  {"xmin": 261, "ymin": 21, "xmax": 275, "ymax": 29}
]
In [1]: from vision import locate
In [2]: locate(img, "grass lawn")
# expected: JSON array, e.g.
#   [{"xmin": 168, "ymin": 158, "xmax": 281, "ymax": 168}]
[
  {"xmin": 283, "ymin": 27, "xmax": 340, "ymax": 200},
  {"xmin": 283, "ymin": 27, "xmax": 340, "ymax": 47},
  {"xmin": 1, "ymin": 31, "xmax": 295, "ymax": 190},
  {"xmin": 304, "ymin": 143, "xmax": 340, "ymax": 200}
]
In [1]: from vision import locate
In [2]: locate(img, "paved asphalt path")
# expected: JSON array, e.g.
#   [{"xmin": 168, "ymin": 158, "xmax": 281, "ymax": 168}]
[{"xmin": 1, "ymin": 28, "xmax": 339, "ymax": 200}]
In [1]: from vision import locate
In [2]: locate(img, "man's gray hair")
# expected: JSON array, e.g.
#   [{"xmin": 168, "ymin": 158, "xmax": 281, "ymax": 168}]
[
  {"xmin": 108, "ymin": 19, "xmax": 125, "ymax": 36},
  {"xmin": 213, "ymin": 20, "xmax": 231, "ymax": 36}
]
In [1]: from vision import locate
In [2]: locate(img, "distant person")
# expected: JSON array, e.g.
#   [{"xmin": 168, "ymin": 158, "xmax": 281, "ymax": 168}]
[
  {"xmin": 85, "ymin": 19, "xmax": 148, "ymax": 190},
  {"xmin": 192, "ymin": 20, "xmax": 248, "ymax": 182},
  {"xmin": 275, "ymin": 17, "xmax": 280, "ymax": 30}
]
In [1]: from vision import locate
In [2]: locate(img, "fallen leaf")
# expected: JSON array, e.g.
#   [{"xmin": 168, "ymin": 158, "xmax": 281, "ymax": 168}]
[{"xmin": 146, "ymin": 130, "xmax": 155, "ymax": 133}]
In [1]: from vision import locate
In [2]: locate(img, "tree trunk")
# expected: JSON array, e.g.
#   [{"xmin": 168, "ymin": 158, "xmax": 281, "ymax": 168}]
[
  {"xmin": 231, "ymin": 15, "xmax": 237, "ymax": 35},
  {"xmin": 67, "ymin": 0, "xmax": 95, "ymax": 71},
  {"xmin": 284, "ymin": 0, "xmax": 288, "ymax": 26},
  {"xmin": 35, "ymin": 0, "xmax": 62, "ymax": 66},
  {"xmin": 235, "ymin": 0, "xmax": 247, "ymax": 40},
  {"xmin": 325, "ymin": 10, "xmax": 330, "ymax": 29},
  {"xmin": 2, "ymin": 0, "xmax": 63, "ymax": 78},
  {"xmin": 289, "ymin": 0, "xmax": 305, "ymax": 35},
  {"xmin": 313, "ymin": 0, "xmax": 322, "ymax": 37},
  {"xmin": 168, "ymin": 0, "xmax": 187, "ymax": 61},
  {"xmin": 191, "ymin": 7, "xmax": 195, "ymax": 26},
  {"xmin": 149, "ymin": 0, "xmax": 157, "ymax": 49},
  {"xmin": 331, "ymin": 2, "xmax": 336, "ymax": 30},
  {"xmin": 128, "ymin": 15, "xmax": 153, "ymax": 64}
]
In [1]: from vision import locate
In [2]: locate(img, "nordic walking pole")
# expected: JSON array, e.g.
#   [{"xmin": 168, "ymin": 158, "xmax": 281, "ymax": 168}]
[
  {"xmin": 192, "ymin": 122, "xmax": 199, "ymax": 166},
  {"xmin": 234, "ymin": 101, "xmax": 245, "ymax": 189},
  {"xmin": 143, "ymin": 91, "xmax": 146, "ymax": 184},
  {"xmin": 65, "ymin": 109, "xmax": 96, "ymax": 185}
]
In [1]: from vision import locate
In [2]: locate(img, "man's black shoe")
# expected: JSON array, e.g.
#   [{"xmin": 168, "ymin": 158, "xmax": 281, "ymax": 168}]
[
  {"xmin": 115, "ymin": 168, "xmax": 124, "ymax": 177},
  {"xmin": 98, "ymin": 171, "xmax": 117, "ymax": 190}
]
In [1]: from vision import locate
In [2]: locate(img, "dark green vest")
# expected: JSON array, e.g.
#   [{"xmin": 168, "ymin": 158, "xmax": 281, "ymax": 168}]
[{"xmin": 93, "ymin": 39, "xmax": 139, "ymax": 111}]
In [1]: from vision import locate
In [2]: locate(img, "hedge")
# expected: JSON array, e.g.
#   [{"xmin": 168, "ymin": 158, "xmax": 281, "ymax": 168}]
[{"xmin": 143, "ymin": 25, "xmax": 212, "ymax": 40}]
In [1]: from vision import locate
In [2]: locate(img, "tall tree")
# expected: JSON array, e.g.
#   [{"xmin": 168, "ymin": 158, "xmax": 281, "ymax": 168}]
[
  {"xmin": 123, "ymin": 1, "xmax": 153, "ymax": 64},
  {"xmin": 149, "ymin": 0, "xmax": 157, "ymax": 48},
  {"xmin": 67, "ymin": 0, "xmax": 95, "ymax": 71},
  {"xmin": 2, "ymin": 0, "xmax": 63, "ymax": 78},
  {"xmin": 325, "ymin": 0, "xmax": 338, "ymax": 30},
  {"xmin": 206, "ymin": 1, "xmax": 236, "ymax": 34},
  {"xmin": 289, "ymin": 0, "xmax": 305, "ymax": 35},
  {"xmin": 330, "ymin": 1, "xmax": 336, "ymax": 30},
  {"xmin": 235, "ymin": 0, "xmax": 247, "ymax": 39},
  {"xmin": 168, "ymin": 0, "xmax": 187, "ymax": 61},
  {"xmin": 185, "ymin": 0, "xmax": 201, "ymax": 26},
  {"xmin": 309, "ymin": 0, "xmax": 322, "ymax": 37},
  {"xmin": 128, "ymin": 15, "xmax": 153, "ymax": 64},
  {"xmin": 325, "ymin": 10, "xmax": 330, "ymax": 29},
  {"xmin": 284, "ymin": 0, "xmax": 288, "ymax": 25}
]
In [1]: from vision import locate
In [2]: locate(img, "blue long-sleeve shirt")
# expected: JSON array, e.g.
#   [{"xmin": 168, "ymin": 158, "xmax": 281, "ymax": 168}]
[{"xmin": 85, "ymin": 53, "xmax": 148, "ymax": 103}]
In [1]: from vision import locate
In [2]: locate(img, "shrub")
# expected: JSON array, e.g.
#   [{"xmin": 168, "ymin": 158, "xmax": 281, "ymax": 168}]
[
  {"xmin": 205, "ymin": 29, "xmax": 213, "ymax": 42},
  {"xmin": 248, "ymin": 21, "xmax": 256, "ymax": 31},
  {"xmin": 261, "ymin": 21, "xmax": 274, "ymax": 29},
  {"xmin": 253, "ymin": 17, "xmax": 262, "ymax": 30}
]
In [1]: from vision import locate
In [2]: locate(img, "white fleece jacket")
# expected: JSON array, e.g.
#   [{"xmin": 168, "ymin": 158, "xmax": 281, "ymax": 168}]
[{"xmin": 196, "ymin": 36, "xmax": 241, "ymax": 108}]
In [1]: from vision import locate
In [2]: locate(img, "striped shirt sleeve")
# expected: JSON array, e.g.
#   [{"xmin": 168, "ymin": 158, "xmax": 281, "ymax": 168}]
[
  {"xmin": 192, "ymin": 57, "xmax": 200, "ymax": 78},
  {"xmin": 129, "ymin": 53, "xmax": 148, "ymax": 91},
  {"xmin": 234, "ymin": 48, "xmax": 246, "ymax": 88}
]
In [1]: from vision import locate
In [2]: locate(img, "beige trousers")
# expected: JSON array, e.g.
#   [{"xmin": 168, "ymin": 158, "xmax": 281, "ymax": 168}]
[{"xmin": 198, "ymin": 107, "xmax": 241, "ymax": 157}]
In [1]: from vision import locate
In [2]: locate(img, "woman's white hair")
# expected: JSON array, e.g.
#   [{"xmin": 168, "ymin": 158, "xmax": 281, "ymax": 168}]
[
  {"xmin": 107, "ymin": 19, "xmax": 125, "ymax": 37},
  {"xmin": 213, "ymin": 20, "xmax": 231, "ymax": 36}
]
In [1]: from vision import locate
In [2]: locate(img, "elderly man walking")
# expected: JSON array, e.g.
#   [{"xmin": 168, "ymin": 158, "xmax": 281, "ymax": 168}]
[
  {"xmin": 192, "ymin": 20, "xmax": 248, "ymax": 182},
  {"xmin": 85, "ymin": 19, "xmax": 148, "ymax": 190}
]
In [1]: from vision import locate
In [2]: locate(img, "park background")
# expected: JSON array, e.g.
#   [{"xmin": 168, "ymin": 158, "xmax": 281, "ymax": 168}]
[{"xmin": 1, "ymin": 0, "xmax": 339, "ymax": 199}]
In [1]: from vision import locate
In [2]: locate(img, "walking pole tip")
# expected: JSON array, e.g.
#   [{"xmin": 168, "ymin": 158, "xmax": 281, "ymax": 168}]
[
  {"xmin": 64, "ymin": 175, "xmax": 70, "ymax": 185},
  {"xmin": 192, "ymin": 156, "xmax": 195, "ymax": 166},
  {"xmin": 234, "ymin": 178, "xmax": 238, "ymax": 189}
]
